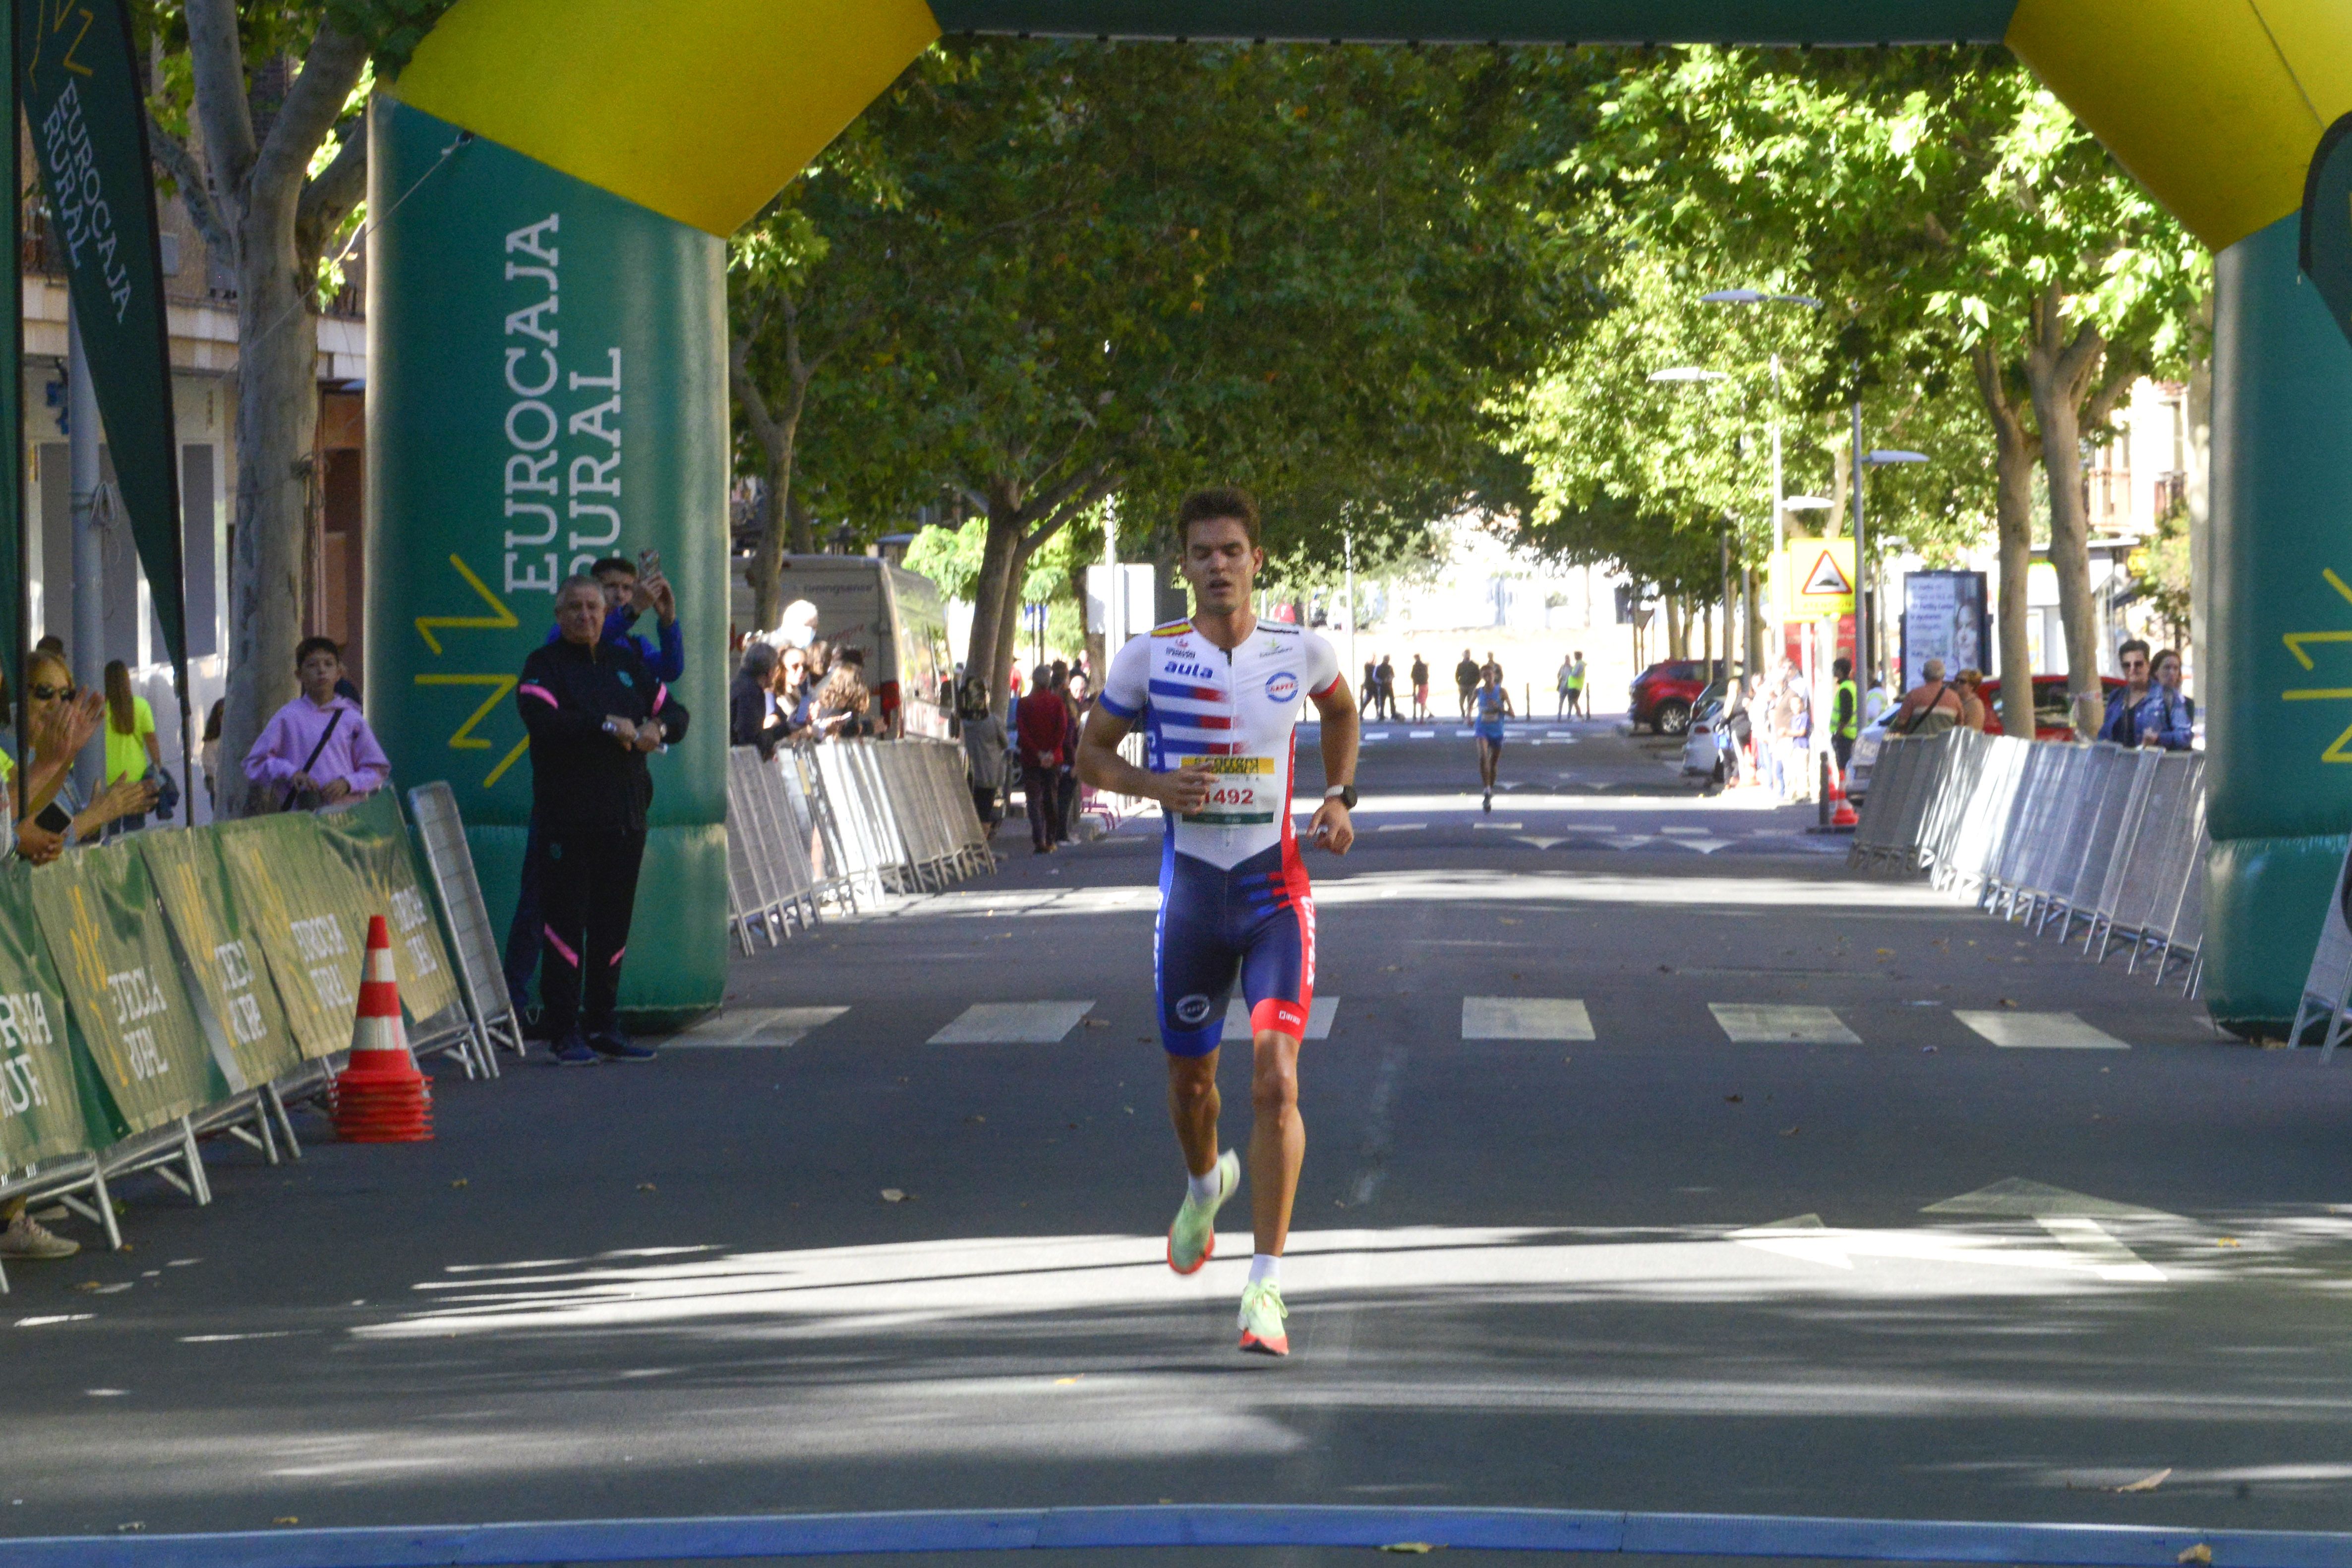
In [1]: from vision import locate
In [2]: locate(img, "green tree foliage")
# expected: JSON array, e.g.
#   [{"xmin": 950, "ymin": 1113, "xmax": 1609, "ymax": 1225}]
[
  {"xmin": 1556, "ymin": 47, "xmax": 2204, "ymax": 731},
  {"xmin": 730, "ymin": 40, "xmax": 1584, "ymax": 710}
]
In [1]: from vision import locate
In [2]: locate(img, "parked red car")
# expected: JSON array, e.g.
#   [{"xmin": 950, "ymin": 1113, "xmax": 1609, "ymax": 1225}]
[
  {"xmin": 1975, "ymin": 674, "xmax": 2126, "ymax": 741},
  {"xmin": 1630, "ymin": 659, "xmax": 1727, "ymax": 736}
]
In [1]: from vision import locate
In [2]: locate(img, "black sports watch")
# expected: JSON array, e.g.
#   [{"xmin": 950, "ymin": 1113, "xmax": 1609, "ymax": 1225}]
[{"xmin": 1324, "ymin": 784, "xmax": 1358, "ymax": 809}]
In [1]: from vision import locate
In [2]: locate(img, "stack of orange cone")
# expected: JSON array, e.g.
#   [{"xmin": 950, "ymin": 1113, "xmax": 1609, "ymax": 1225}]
[
  {"xmin": 1825, "ymin": 759, "xmax": 1861, "ymax": 829},
  {"xmin": 332, "ymin": 915, "xmax": 432, "ymax": 1142}
]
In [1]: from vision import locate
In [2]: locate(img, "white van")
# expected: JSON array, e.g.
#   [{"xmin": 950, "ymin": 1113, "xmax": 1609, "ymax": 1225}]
[{"xmin": 731, "ymin": 555, "xmax": 954, "ymax": 740}]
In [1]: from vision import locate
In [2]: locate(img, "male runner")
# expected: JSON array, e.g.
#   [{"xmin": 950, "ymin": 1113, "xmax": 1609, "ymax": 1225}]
[
  {"xmin": 1076, "ymin": 487, "xmax": 1358, "ymax": 1358},
  {"xmin": 1472, "ymin": 662, "xmax": 1513, "ymax": 810}
]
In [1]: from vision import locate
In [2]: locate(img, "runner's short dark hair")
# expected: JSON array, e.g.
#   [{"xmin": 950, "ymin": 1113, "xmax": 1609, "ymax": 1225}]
[
  {"xmin": 1177, "ymin": 487, "xmax": 1260, "ymax": 548},
  {"xmin": 296, "ymin": 636, "xmax": 341, "ymax": 666},
  {"xmin": 591, "ymin": 556, "xmax": 637, "ymax": 580}
]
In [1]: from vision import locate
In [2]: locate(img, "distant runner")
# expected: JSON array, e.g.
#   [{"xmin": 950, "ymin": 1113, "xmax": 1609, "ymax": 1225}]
[
  {"xmin": 1076, "ymin": 487, "xmax": 1359, "ymax": 1358},
  {"xmin": 1455, "ymin": 649, "xmax": 1480, "ymax": 719},
  {"xmin": 1472, "ymin": 663, "xmax": 1513, "ymax": 810}
]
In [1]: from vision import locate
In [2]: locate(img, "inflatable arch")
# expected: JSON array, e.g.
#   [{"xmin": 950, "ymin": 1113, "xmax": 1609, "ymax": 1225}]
[{"xmin": 364, "ymin": 2, "xmax": 2352, "ymax": 1032}]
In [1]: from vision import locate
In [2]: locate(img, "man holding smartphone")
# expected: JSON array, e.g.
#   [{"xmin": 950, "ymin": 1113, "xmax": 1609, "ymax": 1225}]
[
  {"xmin": 505, "ymin": 549, "xmax": 686, "ymax": 1022},
  {"xmin": 1076, "ymin": 487, "xmax": 1358, "ymax": 1358}
]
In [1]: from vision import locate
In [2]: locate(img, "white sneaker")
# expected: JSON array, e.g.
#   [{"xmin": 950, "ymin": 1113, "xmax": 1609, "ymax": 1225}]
[{"xmin": 0, "ymin": 1212, "xmax": 78, "ymax": 1259}]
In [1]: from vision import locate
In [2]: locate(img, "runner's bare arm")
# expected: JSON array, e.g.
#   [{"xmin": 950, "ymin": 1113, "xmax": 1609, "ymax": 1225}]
[
  {"xmin": 1076, "ymin": 706, "xmax": 1213, "ymax": 813},
  {"xmin": 1307, "ymin": 676, "xmax": 1357, "ymax": 854}
]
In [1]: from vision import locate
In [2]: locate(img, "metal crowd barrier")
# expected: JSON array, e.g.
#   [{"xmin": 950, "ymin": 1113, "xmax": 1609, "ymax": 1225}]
[
  {"xmin": 0, "ymin": 786, "xmax": 507, "ymax": 1283},
  {"xmin": 723, "ymin": 738, "xmax": 998, "ymax": 951},
  {"xmin": 1849, "ymin": 731, "xmax": 2206, "ymax": 996}
]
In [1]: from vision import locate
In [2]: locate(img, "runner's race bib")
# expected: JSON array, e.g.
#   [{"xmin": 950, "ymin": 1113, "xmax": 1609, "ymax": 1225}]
[{"xmin": 1181, "ymin": 755, "xmax": 1277, "ymax": 825}]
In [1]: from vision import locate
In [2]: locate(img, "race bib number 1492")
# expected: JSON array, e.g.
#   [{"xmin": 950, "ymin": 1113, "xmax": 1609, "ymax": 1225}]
[{"xmin": 1180, "ymin": 755, "xmax": 1277, "ymax": 825}]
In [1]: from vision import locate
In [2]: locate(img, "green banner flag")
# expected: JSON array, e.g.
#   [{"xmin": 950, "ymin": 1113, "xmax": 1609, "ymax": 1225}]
[
  {"xmin": 140, "ymin": 828, "xmax": 303, "ymax": 1091},
  {"xmin": 0, "ymin": 866, "xmax": 90, "ymax": 1172},
  {"xmin": 313, "ymin": 793, "xmax": 463, "ymax": 1022},
  {"xmin": 0, "ymin": 14, "xmax": 21, "ymax": 781},
  {"xmin": 28, "ymin": 840, "xmax": 217, "ymax": 1135},
  {"xmin": 217, "ymin": 815, "xmax": 370, "ymax": 1061},
  {"xmin": 18, "ymin": 0, "xmax": 185, "ymax": 677}
]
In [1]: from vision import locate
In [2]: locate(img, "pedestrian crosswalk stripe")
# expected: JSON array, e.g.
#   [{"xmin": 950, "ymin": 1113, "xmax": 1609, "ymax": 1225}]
[
  {"xmin": 670, "ymin": 1006, "xmax": 847, "ymax": 1047},
  {"xmin": 1409, "ymin": 729, "xmax": 1436, "ymax": 738},
  {"xmin": 1376, "ymin": 822, "xmax": 1427, "ymax": 832},
  {"xmin": 1953, "ymin": 1011, "xmax": 2129, "ymax": 1050},
  {"xmin": 1455, "ymin": 728, "xmax": 1476, "ymax": 737},
  {"xmin": 1472, "ymin": 822, "xmax": 1523, "ymax": 830},
  {"xmin": 931, "ymin": 1001, "xmax": 1096, "ymax": 1045},
  {"xmin": 1364, "ymin": 731, "xmax": 1391, "ymax": 740},
  {"xmin": 1462, "ymin": 997, "xmax": 1594, "ymax": 1041},
  {"xmin": 1224, "ymin": 995, "xmax": 1339, "ymax": 1042},
  {"xmin": 1710, "ymin": 1004, "xmax": 1861, "ymax": 1045}
]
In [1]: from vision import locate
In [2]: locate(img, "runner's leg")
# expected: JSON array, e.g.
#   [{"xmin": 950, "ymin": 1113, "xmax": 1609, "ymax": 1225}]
[{"xmin": 1249, "ymin": 1030, "xmax": 1303, "ymax": 1254}]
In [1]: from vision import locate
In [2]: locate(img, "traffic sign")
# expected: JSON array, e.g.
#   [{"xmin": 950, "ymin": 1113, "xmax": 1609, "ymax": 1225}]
[{"xmin": 1788, "ymin": 539, "xmax": 1856, "ymax": 616}]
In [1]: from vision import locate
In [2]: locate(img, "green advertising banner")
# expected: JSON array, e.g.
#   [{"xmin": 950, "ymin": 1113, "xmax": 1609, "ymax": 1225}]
[
  {"xmin": 367, "ymin": 100, "xmax": 728, "ymax": 1018},
  {"xmin": 216, "ymin": 815, "xmax": 370, "ymax": 1060},
  {"xmin": 313, "ymin": 792, "xmax": 463, "ymax": 1021},
  {"xmin": 0, "ymin": 13, "xmax": 22, "ymax": 758},
  {"xmin": 18, "ymin": 0, "xmax": 185, "ymax": 676},
  {"xmin": 0, "ymin": 866, "xmax": 92, "ymax": 1172},
  {"xmin": 28, "ymin": 840, "xmax": 217, "ymax": 1135},
  {"xmin": 139, "ymin": 828, "xmax": 303, "ymax": 1092}
]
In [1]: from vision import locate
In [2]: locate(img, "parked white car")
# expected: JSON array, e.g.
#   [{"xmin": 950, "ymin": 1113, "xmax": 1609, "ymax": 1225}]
[{"xmin": 1680, "ymin": 682, "xmax": 1735, "ymax": 781}]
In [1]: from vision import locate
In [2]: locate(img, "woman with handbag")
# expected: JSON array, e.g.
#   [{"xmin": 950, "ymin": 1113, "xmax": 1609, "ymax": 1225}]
[{"xmin": 242, "ymin": 637, "xmax": 390, "ymax": 811}]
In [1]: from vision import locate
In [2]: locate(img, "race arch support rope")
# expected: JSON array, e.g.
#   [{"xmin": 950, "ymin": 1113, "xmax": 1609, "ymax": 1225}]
[{"xmin": 368, "ymin": 0, "xmax": 2352, "ymax": 1034}]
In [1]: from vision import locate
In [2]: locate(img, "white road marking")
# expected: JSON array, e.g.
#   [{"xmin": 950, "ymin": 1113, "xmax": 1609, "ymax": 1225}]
[
  {"xmin": 1677, "ymin": 837, "xmax": 1732, "ymax": 854},
  {"xmin": 1409, "ymin": 730, "xmax": 1436, "ymax": 738},
  {"xmin": 930, "ymin": 1002, "xmax": 1096, "ymax": 1045},
  {"xmin": 1472, "ymin": 822, "xmax": 1524, "ymax": 831},
  {"xmin": 1660, "ymin": 827, "xmax": 1709, "ymax": 835},
  {"xmin": 1953, "ymin": 1010, "xmax": 2128, "ymax": 1050},
  {"xmin": 1514, "ymin": 837, "xmax": 1567, "ymax": 851},
  {"xmin": 1364, "ymin": 731, "xmax": 1391, "ymax": 740},
  {"xmin": 1462, "ymin": 997, "xmax": 1595, "ymax": 1041},
  {"xmin": 1923, "ymin": 1179, "xmax": 2180, "ymax": 1221},
  {"xmin": 1376, "ymin": 822, "xmax": 1428, "ymax": 832},
  {"xmin": 1710, "ymin": 1004, "xmax": 1861, "ymax": 1045},
  {"xmin": 1729, "ymin": 1214, "xmax": 2163, "ymax": 1282},
  {"xmin": 670, "ymin": 1006, "xmax": 849, "ymax": 1047},
  {"xmin": 1224, "ymin": 995, "xmax": 1340, "ymax": 1041},
  {"xmin": 1603, "ymin": 836, "xmax": 1657, "ymax": 850}
]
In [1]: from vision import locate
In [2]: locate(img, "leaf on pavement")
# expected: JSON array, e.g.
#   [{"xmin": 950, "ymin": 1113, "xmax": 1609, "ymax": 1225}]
[
  {"xmin": 1380, "ymin": 1546, "xmax": 1442, "ymax": 1555},
  {"xmin": 2177, "ymin": 1545, "xmax": 2212, "ymax": 1564},
  {"xmin": 882, "ymin": 1188, "xmax": 908, "ymax": 1203},
  {"xmin": 2114, "ymin": 1469, "xmax": 2172, "ymax": 1493},
  {"xmin": 1780, "ymin": 1126, "xmax": 1800, "ymax": 1137}
]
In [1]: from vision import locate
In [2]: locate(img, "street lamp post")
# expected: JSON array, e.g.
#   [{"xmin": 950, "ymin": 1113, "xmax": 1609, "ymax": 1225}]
[
  {"xmin": 1699, "ymin": 290, "xmax": 1822, "ymax": 676},
  {"xmin": 1858, "ymin": 447, "xmax": 1929, "ymax": 680}
]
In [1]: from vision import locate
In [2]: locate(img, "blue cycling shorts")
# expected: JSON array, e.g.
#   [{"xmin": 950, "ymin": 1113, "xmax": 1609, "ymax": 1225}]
[{"xmin": 1154, "ymin": 841, "xmax": 1316, "ymax": 1056}]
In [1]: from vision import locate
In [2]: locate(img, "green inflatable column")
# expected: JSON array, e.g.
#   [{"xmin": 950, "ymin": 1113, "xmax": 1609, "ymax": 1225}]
[
  {"xmin": 2204, "ymin": 212, "xmax": 2352, "ymax": 1036},
  {"xmin": 363, "ymin": 100, "xmax": 729, "ymax": 1020}
]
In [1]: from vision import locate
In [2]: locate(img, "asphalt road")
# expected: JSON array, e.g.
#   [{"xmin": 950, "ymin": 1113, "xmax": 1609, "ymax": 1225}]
[{"xmin": 3, "ymin": 716, "xmax": 2348, "ymax": 1566}]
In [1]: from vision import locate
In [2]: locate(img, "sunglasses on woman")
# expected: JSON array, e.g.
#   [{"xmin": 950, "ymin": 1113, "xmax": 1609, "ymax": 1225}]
[{"xmin": 29, "ymin": 682, "xmax": 73, "ymax": 701}]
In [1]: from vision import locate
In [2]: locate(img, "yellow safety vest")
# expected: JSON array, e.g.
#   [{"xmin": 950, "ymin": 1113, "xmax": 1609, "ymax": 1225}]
[{"xmin": 1834, "ymin": 680, "xmax": 1860, "ymax": 740}]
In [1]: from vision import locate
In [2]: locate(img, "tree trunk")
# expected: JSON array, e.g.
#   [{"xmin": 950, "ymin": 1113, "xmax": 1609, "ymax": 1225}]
[
  {"xmin": 729, "ymin": 319, "xmax": 815, "ymax": 632},
  {"xmin": 967, "ymin": 486, "xmax": 1025, "ymax": 718},
  {"xmin": 220, "ymin": 249, "xmax": 319, "ymax": 810},
  {"xmin": 1971, "ymin": 342, "xmax": 2042, "ymax": 743},
  {"xmin": 2023, "ymin": 288, "xmax": 2108, "ymax": 737}
]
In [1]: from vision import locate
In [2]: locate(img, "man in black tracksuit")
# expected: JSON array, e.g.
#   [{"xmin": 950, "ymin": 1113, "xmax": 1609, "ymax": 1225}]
[{"xmin": 515, "ymin": 576, "xmax": 691, "ymax": 1064}]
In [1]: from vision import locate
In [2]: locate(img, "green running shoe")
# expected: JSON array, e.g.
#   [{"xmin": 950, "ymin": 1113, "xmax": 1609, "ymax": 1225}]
[
  {"xmin": 1237, "ymin": 1279, "xmax": 1289, "ymax": 1356},
  {"xmin": 1166, "ymin": 1150, "xmax": 1239, "ymax": 1275}
]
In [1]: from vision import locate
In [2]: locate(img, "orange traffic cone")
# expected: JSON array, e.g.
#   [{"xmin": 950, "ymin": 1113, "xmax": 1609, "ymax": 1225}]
[
  {"xmin": 1826, "ymin": 758, "xmax": 1860, "ymax": 829},
  {"xmin": 332, "ymin": 915, "xmax": 432, "ymax": 1143}
]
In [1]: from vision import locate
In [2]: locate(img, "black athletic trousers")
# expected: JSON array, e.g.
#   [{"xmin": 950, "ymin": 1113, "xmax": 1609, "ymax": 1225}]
[{"xmin": 535, "ymin": 825, "xmax": 647, "ymax": 1037}]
